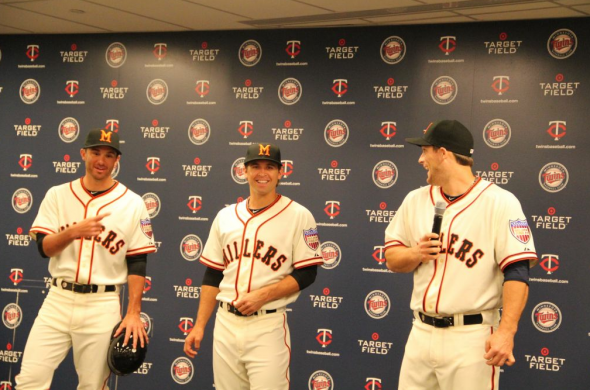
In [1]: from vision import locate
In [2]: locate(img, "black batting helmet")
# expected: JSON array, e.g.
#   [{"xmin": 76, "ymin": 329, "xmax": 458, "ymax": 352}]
[{"xmin": 106, "ymin": 321, "xmax": 147, "ymax": 376}]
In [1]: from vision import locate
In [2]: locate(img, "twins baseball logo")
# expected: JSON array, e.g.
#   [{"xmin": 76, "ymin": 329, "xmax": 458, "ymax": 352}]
[
  {"xmin": 171, "ymin": 357, "xmax": 194, "ymax": 384},
  {"xmin": 483, "ymin": 119, "xmax": 511, "ymax": 148},
  {"xmin": 187, "ymin": 196, "xmax": 202, "ymax": 213},
  {"xmin": 153, "ymin": 43, "xmax": 167, "ymax": 60},
  {"xmin": 180, "ymin": 234, "xmax": 203, "ymax": 261},
  {"xmin": 366, "ymin": 378, "xmax": 383, "ymax": 390},
  {"xmin": 140, "ymin": 218, "xmax": 153, "ymax": 239},
  {"xmin": 65, "ymin": 80, "xmax": 79, "ymax": 97},
  {"xmin": 365, "ymin": 290, "xmax": 390, "ymax": 319},
  {"xmin": 238, "ymin": 121, "xmax": 254, "ymax": 139},
  {"xmin": 308, "ymin": 370, "xmax": 334, "ymax": 390},
  {"xmin": 439, "ymin": 36, "xmax": 456, "ymax": 55},
  {"xmin": 146, "ymin": 79, "xmax": 169, "ymax": 105},
  {"xmin": 540, "ymin": 254, "xmax": 559, "ymax": 274},
  {"xmin": 372, "ymin": 246, "xmax": 386, "ymax": 265},
  {"xmin": 532, "ymin": 302, "xmax": 562, "ymax": 333},
  {"xmin": 104, "ymin": 119, "xmax": 119, "ymax": 133},
  {"xmin": 380, "ymin": 122, "xmax": 396, "ymax": 140},
  {"xmin": 372, "ymin": 161, "xmax": 398, "ymax": 189},
  {"xmin": 239, "ymin": 40, "xmax": 262, "ymax": 67},
  {"xmin": 324, "ymin": 201, "xmax": 340, "ymax": 219},
  {"xmin": 286, "ymin": 40, "xmax": 301, "ymax": 58},
  {"xmin": 195, "ymin": 80, "xmax": 209, "ymax": 97},
  {"xmin": 188, "ymin": 119, "xmax": 211, "ymax": 145},
  {"xmin": 278, "ymin": 78, "xmax": 302, "ymax": 105},
  {"xmin": 231, "ymin": 157, "xmax": 247, "ymax": 185},
  {"xmin": 142, "ymin": 193, "xmax": 162, "ymax": 218},
  {"xmin": 12, "ymin": 188, "xmax": 32, "ymax": 214},
  {"xmin": 26, "ymin": 44, "xmax": 39, "ymax": 61},
  {"xmin": 58, "ymin": 117, "xmax": 80, "ymax": 143},
  {"xmin": 146, "ymin": 157, "xmax": 161, "ymax": 175},
  {"xmin": 179, "ymin": 317, "xmax": 194, "ymax": 335},
  {"xmin": 547, "ymin": 121, "xmax": 566, "ymax": 141},
  {"xmin": 491, "ymin": 76, "xmax": 510, "ymax": 95},
  {"xmin": 282, "ymin": 160, "xmax": 294, "ymax": 177},
  {"xmin": 380, "ymin": 36, "xmax": 406, "ymax": 64},
  {"xmin": 20, "ymin": 79, "xmax": 41, "ymax": 104},
  {"xmin": 105, "ymin": 42, "xmax": 127, "ymax": 68},
  {"xmin": 509, "ymin": 219, "xmax": 531, "ymax": 244},
  {"xmin": 332, "ymin": 79, "xmax": 347, "ymax": 97},
  {"xmin": 316, "ymin": 329, "xmax": 333, "ymax": 348},
  {"xmin": 324, "ymin": 120, "xmax": 349, "ymax": 147},
  {"xmin": 2, "ymin": 303, "xmax": 22, "ymax": 329},
  {"xmin": 143, "ymin": 276, "xmax": 152, "ymax": 294},
  {"xmin": 18, "ymin": 154, "xmax": 32, "ymax": 171},
  {"xmin": 539, "ymin": 162, "xmax": 568, "ymax": 193},
  {"xmin": 321, "ymin": 241, "xmax": 341, "ymax": 270},
  {"xmin": 0, "ymin": 380, "xmax": 12, "ymax": 390},
  {"xmin": 9, "ymin": 268, "xmax": 23, "ymax": 285},
  {"xmin": 547, "ymin": 29, "xmax": 577, "ymax": 59},
  {"xmin": 140, "ymin": 312, "xmax": 152, "ymax": 334},
  {"xmin": 431, "ymin": 76, "xmax": 457, "ymax": 105},
  {"xmin": 303, "ymin": 228, "xmax": 320, "ymax": 251}
]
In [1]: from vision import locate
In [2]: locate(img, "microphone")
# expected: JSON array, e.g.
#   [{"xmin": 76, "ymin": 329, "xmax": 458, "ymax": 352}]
[{"xmin": 432, "ymin": 201, "xmax": 446, "ymax": 235}]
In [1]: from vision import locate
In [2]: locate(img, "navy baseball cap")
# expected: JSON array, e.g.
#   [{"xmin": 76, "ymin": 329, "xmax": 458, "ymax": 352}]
[
  {"xmin": 406, "ymin": 120, "xmax": 474, "ymax": 157},
  {"xmin": 84, "ymin": 128, "xmax": 121, "ymax": 155},
  {"xmin": 244, "ymin": 143, "xmax": 281, "ymax": 166}
]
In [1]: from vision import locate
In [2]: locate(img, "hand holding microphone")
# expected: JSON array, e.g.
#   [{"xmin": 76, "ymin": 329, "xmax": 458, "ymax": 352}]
[{"xmin": 416, "ymin": 201, "xmax": 446, "ymax": 263}]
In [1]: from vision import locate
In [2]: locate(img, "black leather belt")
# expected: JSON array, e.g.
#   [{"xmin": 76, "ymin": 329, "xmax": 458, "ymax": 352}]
[
  {"xmin": 419, "ymin": 312, "xmax": 483, "ymax": 328},
  {"xmin": 53, "ymin": 279, "xmax": 116, "ymax": 294},
  {"xmin": 220, "ymin": 302, "xmax": 277, "ymax": 317}
]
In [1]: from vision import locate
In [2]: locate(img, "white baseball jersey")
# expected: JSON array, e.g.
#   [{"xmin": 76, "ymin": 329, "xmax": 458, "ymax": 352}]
[
  {"xmin": 200, "ymin": 194, "xmax": 323, "ymax": 309},
  {"xmin": 385, "ymin": 178, "xmax": 538, "ymax": 316},
  {"xmin": 30, "ymin": 178, "xmax": 156, "ymax": 285}
]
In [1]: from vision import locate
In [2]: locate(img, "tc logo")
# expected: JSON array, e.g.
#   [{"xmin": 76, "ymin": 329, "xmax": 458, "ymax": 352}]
[
  {"xmin": 19, "ymin": 154, "xmax": 32, "ymax": 171},
  {"xmin": 540, "ymin": 254, "xmax": 559, "ymax": 274},
  {"xmin": 187, "ymin": 196, "xmax": 202, "ymax": 213},
  {"xmin": 146, "ymin": 157, "xmax": 161, "ymax": 174},
  {"xmin": 195, "ymin": 80, "xmax": 210, "ymax": 97},
  {"xmin": 143, "ymin": 276, "xmax": 152, "ymax": 293},
  {"xmin": 365, "ymin": 378, "xmax": 383, "ymax": 390},
  {"xmin": 324, "ymin": 201, "xmax": 340, "ymax": 219},
  {"xmin": 491, "ymin": 76, "xmax": 510, "ymax": 95},
  {"xmin": 372, "ymin": 246, "xmax": 386, "ymax": 265},
  {"xmin": 439, "ymin": 36, "xmax": 456, "ymax": 55},
  {"xmin": 153, "ymin": 43, "xmax": 167, "ymax": 60},
  {"xmin": 0, "ymin": 380, "xmax": 13, "ymax": 390},
  {"xmin": 380, "ymin": 122, "xmax": 397, "ymax": 140},
  {"xmin": 286, "ymin": 40, "xmax": 301, "ymax": 58},
  {"xmin": 104, "ymin": 119, "xmax": 119, "ymax": 133},
  {"xmin": 547, "ymin": 121, "xmax": 566, "ymax": 141},
  {"xmin": 332, "ymin": 79, "xmax": 348, "ymax": 97},
  {"xmin": 10, "ymin": 268, "xmax": 23, "ymax": 285},
  {"xmin": 65, "ymin": 80, "xmax": 79, "ymax": 97},
  {"xmin": 179, "ymin": 317, "xmax": 194, "ymax": 335},
  {"xmin": 238, "ymin": 121, "xmax": 254, "ymax": 139},
  {"xmin": 316, "ymin": 329, "xmax": 332, "ymax": 348},
  {"xmin": 26, "ymin": 44, "xmax": 39, "ymax": 61},
  {"xmin": 282, "ymin": 160, "xmax": 294, "ymax": 177}
]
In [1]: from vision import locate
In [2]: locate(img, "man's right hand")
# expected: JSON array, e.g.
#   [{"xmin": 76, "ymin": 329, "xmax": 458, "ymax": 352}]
[
  {"xmin": 184, "ymin": 327, "xmax": 204, "ymax": 358},
  {"xmin": 72, "ymin": 213, "xmax": 111, "ymax": 238},
  {"xmin": 415, "ymin": 233, "xmax": 442, "ymax": 264}
]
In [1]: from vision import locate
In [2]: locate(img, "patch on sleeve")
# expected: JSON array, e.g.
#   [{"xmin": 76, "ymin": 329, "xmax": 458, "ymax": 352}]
[
  {"xmin": 303, "ymin": 228, "xmax": 320, "ymax": 250},
  {"xmin": 140, "ymin": 218, "xmax": 153, "ymax": 239},
  {"xmin": 509, "ymin": 219, "xmax": 530, "ymax": 244}
]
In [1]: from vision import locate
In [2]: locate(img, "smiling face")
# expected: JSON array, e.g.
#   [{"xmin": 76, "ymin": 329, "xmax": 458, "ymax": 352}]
[
  {"xmin": 246, "ymin": 159, "xmax": 283, "ymax": 199},
  {"xmin": 80, "ymin": 146, "xmax": 120, "ymax": 189},
  {"xmin": 418, "ymin": 146, "xmax": 444, "ymax": 186}
]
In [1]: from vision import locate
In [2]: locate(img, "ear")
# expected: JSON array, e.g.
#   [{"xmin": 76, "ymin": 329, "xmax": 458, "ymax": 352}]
[{"xmin": 80, "ymin": 148, "xmax": 86, "ymax": 160}]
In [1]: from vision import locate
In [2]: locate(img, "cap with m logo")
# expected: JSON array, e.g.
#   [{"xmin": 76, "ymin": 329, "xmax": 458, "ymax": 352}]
[
  {"xmin": 84, "ymin": 128, "xmax": 122, "ymax": 155},
  {"xmin": 244, "ymin": 142, "xmax": 281, "ymax": 166}
]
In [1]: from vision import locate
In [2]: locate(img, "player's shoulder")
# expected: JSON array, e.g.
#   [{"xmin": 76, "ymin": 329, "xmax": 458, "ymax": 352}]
[
  {"xmin": 478, "ymin": 179, "xmax": 521, "ymax": 203},
  {"xmin": 279, "ymin": 195, "xmax": 313, "ymax": 214},
  {"xmin": 403, "ymin": 185, "xmax": 432, "ymax": 203}
]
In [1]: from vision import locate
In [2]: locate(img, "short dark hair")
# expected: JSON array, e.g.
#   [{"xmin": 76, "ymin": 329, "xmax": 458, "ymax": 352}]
[{"xmin": 433, "ymin": 146, "xmax": 474, "ymax": 167}]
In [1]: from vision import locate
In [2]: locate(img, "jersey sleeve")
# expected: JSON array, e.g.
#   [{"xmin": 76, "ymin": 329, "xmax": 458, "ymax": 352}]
[
  {"xmin": 126, "ymin": 196, "xmax": 156, "ymax": 256},
  {"xmin": 29, "ymin": 187, "xmax": 59, "ymax": 239},
  {"xmin": 292, "ymin": 207, "xmax": 323, "ymax": 269},
  {"xmin": 200, "ymin": 213, "xmax": 225, "ymax": 271},
  {"xmin": 495, "ymin": 193, "xmax": 538, "ymax": 270},
  {"xmin": 384, "ymin": 194, "xmax": 412, "ymax": 251}
]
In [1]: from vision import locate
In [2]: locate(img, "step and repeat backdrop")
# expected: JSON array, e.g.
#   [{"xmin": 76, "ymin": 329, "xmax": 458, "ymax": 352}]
[{"xmin": 1, "ymin": 16, "xmax": 589, "ymax": 390}]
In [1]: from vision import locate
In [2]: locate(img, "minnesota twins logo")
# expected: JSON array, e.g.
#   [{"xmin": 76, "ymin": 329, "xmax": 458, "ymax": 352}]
[
  {"xmin": 143, "ymin": 276, "xmax": 152, "ymax": 293},
  {"xmin": 282, "ymin": 160, "xmax": 294, "ymax": 177},
  {"xmin": 372, "ymin": 161, "xmax": 398, "ymax": 189},
  {"xmin": 439, "ymin": 36, "xmax": 456, "ymax": 55},
  {"xmin": 20, "ymin": 79, "xmax": 41, "ymax": 104},
  {"xmin": 332, "ymin": 79, "xmax": 347, "ymax": 97},
  {"xmin": 532, "ymin": 302, "xmax": 562, "ymax": 333},
  {"xmin": 324, "ymin": 201, "xmax": 340, "ymax": 219},
  {"xmin": 104, "ymin": 119, "xmax": 119, "ymax": 132},
  {"xmin": 187, "ymin": 196, "xmax": 202, "ymax": 213},
  {"xmin": 153, "ymin": 43, "xmax": 167, "ymax": 60},
  {"xmin": 12, "ymin": 188, "xmax": 32, "ymax": 214},
  {"xmin": 539, "ymin": 162, "xmax": 568, "ymax": 193},
  {"xmin": 231, "ymin": 157, "xmax": 247, "ymax": 185},
  {"xmin": 171, "ymin": 357, "xmax": 194, "ymax": 384},
  {"xmin": 547, "ymin": 121, "xmax": 566, "ymax": 141},
  {"xmin": 9, "ymin": 268, "xmax": 23, "ymax": 285},
  {"xmin": 540, "ymin": 254, "xmax": 559, "ymax": 274},
  {"xmin": 366, "ymin": 378, "xmax": 383, "ymax": 390},
  {"xmin": 180, "ymin": 234, "xmax": 203, "ymax": 261},
  {"xmin": 380, "ymin": 122, "xmax": 397, "ymax": 140},
  {"xmin": 431, "ymin": 76, "xmax": 457, "ymax": 105},
  {"xmin": 547, "ymin": 29, "xmax": 577, "ymax": 59},
  {"xmin": 380, "ymin": 36, "xmax": 406, "ymax": 65},
  {"xmin": 372, "ymin": 246, "xmax": 386, "ymax": 265},
  {"xmin": 0, "ymin": 380, "xmax": 13, "ymax": 390},
  {"xmin": 195, "ymin": 80, "xmax": 209, "ymax": 97},
  {"xmin": 146, "ymin": 79, "xmax": 168, "ymax": 105},
  {"xmin": 320, "ymin": 241, "xmax": 341, "ymax": 270},
  {"xmin": 491, "ymin": 76, "xmax": 510, "ymax": 95},
  {"xmin": 18, "ymin": 154, "xmax": 32, "ymax": 171},
  {"xmin": 238, "ymin": 121, "xmax": 254, "ymax": 138},
  {"xmin": 58, "ymin": 117, "xmax": 80, "ymax": 143},
  {"xmin": 65, "ymin": 80, "xmax": 79, "ymax": 97},
  {"xmin": 141, "ymin": 312, "xmax": 153, "ymax": 332},
  {"xmin": 303, "ymin": 228, "xmax": 320, "ymax": 250},
  {"xmin": 316, "ymin": 329, "xmax": 332, "ymax": 348},
  {"xmin": 188, "ymin": 119, "xmax": 211, "ymax": 145},
  {"xmin": 146, "ymin": 157, "xmax": 161, "ymax": 175},
  {"xmin": 142, "ymin": 193, "xmax": 161, "ymax": 218},
  {"xmin": 239, "ymin": 40, "xmax": 262, "ymax": 67},
  {"xmin": 278, "ymin": 78, "xmax": 302, "ymax": 105},
  {"xmin": 26, "ymin": 44, "xmax": 39, "ymax": 61},
  {"xmin": 178, "ymin": 317, "xmax": 194, "ymax": 335},
  {"xmin": 2, "ymin": 303, "xmax": 22, "ymax": 329},
  {"xmin": 106, "ymin": 42, "xmax": 127, "ymax": 68},
  {"xmin": 308, "ymin": 370, "xmax": 334, "ymax": 390},
  {"xmin": 324, "ymin": 120, "xmax": 349, "ymax": 147},
  {"xmin": 364, "ymin": 290, "xmax": 390, "ymax": 319},
  {"xmin": 483, "ymin": 119, "xmax": 511, "ymax": 148},
  {"xmin": 509, "ymin": 219, "xmax": 531, "ymax": 244},
  {"xmin": 286, "ymin": 40, "xmax": 301, "ymax": 58}
]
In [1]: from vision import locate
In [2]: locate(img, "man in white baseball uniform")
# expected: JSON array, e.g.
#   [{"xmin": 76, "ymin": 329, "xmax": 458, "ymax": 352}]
[
  {"xmin": 16, "ymin": 128, "xmax": 156, "ymax": 390},
  {"xmin": 184, "ymin": 142, "xmax": 323, "ymax": 390},
  {"xmin": 384, "ymin": 120, "xmax": 538, "ymax": 390}
]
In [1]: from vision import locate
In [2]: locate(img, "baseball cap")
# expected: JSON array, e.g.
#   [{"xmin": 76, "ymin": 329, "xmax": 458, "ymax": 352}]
[
  {"xmin": 406, "ymin": 120, "xmax": 474, "ymax": 157},
  {"xmin": 84, "ymin": 128, "xmax": 121, "ymax": 155},
  {"xmin": 244, "ymin": 143, "xmax": 281, "ymax": 166}
]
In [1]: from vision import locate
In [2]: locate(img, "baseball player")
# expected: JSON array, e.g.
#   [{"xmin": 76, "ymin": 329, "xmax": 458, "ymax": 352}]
[
  {"xmin": 384, "ymin": 120, "xmax": 538, "ymax": 390},
  {"xmin": 184, "ymin": 142, "xmax": 323, "ymax": 390},
  {"xmin": 16, "ymin": 128, "xmax": 156, "ymax": 390}
]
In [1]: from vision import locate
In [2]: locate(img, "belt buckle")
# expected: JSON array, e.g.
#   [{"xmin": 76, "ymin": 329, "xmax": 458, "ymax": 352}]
[{"xmin": 433, "ymin": 317, "xmax": 453, "ymax": 328}]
